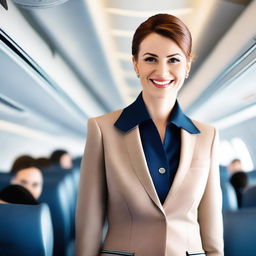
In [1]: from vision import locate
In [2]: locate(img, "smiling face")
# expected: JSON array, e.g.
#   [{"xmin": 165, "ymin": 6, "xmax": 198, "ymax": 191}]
[{"xmin": 133, "ymin": 33, "xmax": 191, "ymax": 100}]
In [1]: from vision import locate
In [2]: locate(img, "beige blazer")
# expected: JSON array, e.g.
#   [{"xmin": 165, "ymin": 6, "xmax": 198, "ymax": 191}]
[{"xmin": 75, "ymin": 110, "xmax": 224, "ymax": 256}]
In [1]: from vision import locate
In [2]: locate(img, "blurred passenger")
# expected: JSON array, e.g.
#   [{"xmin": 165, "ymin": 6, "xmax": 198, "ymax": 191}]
[
  {"xmin": 0, "ymin": 184, "xmax": 38, "ymax": 205},
  {"xmin": 228, "ymin": 158, "xmax": 242, "ymax": 175},
  {"xmin": 10, "ymin": 155, "xmax": 43, "ymax": 200},
  {"xmin": 50, "ymin": 149, "xmax": 73, "ymax": 169},
  {"xmin": 228, "ymin": 159, "xmax": 248, "ymax": 207},
  {"xmin": 230, "ymin": 171, "xmax": 248, "ymax": 208}
]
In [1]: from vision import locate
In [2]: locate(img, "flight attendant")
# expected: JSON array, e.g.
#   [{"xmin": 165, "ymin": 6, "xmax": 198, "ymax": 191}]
[{"xmin": 76, "ymin": 13, "xmax": 224, "ymax": 256}]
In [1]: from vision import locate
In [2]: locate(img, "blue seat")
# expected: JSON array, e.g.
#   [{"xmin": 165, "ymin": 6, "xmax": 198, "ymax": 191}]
[
  {"xmin": 219, "ymin": 165, "xmax": 229, "ymax": 184},
  {"xmin": 43, "ymin": 168, "xmax": 77, "ymax": 237},
  {"xmin": 0, "ymin": 203, "xmax": 53, "ymax": 256},
  {"xmin": 219, "ymin": 166, "xmax": 237, "ymax": 211},
  {"xmin": 221, "ymin": 181, "xmax": 237, "ymax": 211},
  {"xmin": 43, "ymin": 167, "xmax": 79, "ymax": 240},
  {"xmin": 72, "ymin": 156, "xmax": 82, "ymax": 169},
  {"xmin": 247, "ymin": 170, "xmax": 256, "ymax": 185},
  {"xmin": 242, "ymin": 185, "xmax": 256, "ymax": 208},
  {"xmin": 39, "ymin": 175, "xmax": 72, "ymax": 256},
  {"xmin": 223, "ymin": 208, "xmax": 256, "ymax": 256},
  {"xmin": 0, "ymin": 172, "xmax": 12, "ymax": 190}
]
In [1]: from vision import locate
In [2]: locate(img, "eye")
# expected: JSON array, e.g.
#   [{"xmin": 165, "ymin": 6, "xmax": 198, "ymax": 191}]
[
  {"xmin": 168, "ymin": 57, "xmax": 180, "ymax": 63},
  {"xmin": 144, "ymin": 57, "xmax": 157, "ymax": 62}
]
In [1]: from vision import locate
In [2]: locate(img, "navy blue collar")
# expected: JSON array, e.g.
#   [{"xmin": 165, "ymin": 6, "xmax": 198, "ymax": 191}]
[{"xmin": 114, "ymin": 92, "xmax": 200, "ymax": 134}]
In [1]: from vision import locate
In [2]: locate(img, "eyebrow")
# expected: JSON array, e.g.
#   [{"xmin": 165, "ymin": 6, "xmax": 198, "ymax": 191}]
[{"xmin": 143, "ymin": 53, "xmax": 182, "ymax": 57}]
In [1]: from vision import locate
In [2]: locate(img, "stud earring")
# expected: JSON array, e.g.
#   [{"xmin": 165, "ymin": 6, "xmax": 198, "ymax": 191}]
[
  {"xmin": 185, "ymin": 73, "xmax": 189, "ymax": 79},
  {"xmin": 137, "ymin": 74, "xmax": 140, "ymax": 78}
]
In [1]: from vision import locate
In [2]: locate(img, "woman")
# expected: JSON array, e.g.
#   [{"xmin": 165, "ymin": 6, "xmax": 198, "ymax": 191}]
[{"xmin": 76, "ymin": 14, "xmax": 223, "ymax": 256}]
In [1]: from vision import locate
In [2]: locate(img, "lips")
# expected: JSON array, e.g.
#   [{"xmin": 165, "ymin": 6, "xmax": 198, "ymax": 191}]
[{"xmin": 150, "ymin": 79, "xmax": 174, "ymax": 88}]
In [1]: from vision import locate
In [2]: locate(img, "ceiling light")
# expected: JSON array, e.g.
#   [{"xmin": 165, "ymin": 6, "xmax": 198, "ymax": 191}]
[{"xmin": 12, "ymin": 0, "xmax": 70, "ymax": 9}]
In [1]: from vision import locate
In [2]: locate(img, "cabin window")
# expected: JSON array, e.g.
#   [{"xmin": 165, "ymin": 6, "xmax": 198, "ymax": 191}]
[
  {"xmin": 230, "ymin": 137, "xmax": 254, "ymax": 171},
  {"xmin": 220, "ymin": 138, "xmax": 254, "ymax": 171}
]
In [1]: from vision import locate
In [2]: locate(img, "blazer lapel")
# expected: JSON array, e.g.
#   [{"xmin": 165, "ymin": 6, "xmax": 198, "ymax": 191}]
[
  {"xmin": 163, "ymin": 129, "xmax": 196, "ymax": 209},
  {"xmin": 124, "ymin": 126, "xmax": 164, "ymax": 213}
]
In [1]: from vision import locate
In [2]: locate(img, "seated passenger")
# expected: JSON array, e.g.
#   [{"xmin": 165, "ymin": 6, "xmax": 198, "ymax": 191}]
[
  {"xmin": 230, "ymin": 171, "xmax": 248, "ymax": 208},
  {"xmin": 0, "ymin": 184, "xmax": 38, "ymax": 205},
  {"xmin": 228, "ymin": 158, "xmax": 248, "ymax": 207},
  {"xmin": 10, "ymin": 155, "xmax": 43, "ymax": 200},
  {"xmin": 228, "ymin": 158, "xmax": 243, "ymax": 175},
  {"xmin": 50, "ymin": 149, "xmax": 73, "ymax": 170}
]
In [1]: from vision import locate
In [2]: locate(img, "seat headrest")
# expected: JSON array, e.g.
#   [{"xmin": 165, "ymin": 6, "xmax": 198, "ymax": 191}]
[{"xmin": 0, "ymin": 203, "xmax": 53, "ymax": 256}]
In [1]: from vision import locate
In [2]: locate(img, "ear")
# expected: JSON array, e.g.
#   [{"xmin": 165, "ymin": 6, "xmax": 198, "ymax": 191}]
[
  {"xmin": 132, "ymin": 56, "xmax": 139, "ymax": 75},
  {"xmin": 186, "ymin": 58, "xmax": 192, "ymax": 75}
]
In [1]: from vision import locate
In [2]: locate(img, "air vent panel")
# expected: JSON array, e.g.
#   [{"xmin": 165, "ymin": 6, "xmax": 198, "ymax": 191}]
[
  {"xmin": 12, "ymin": 0, "xmax": 69, "ymax": 9},
  {"xmin": 0, "ymin": 95, "xmax": 25, "ymax": 113}
]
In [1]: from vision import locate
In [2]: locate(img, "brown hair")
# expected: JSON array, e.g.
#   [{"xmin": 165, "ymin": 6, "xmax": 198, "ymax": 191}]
[
  {"xmin": 132, "ymin": 13, "xmax": 192, "ymax": 60},
  {"xmin": 10, "ymin": 155, "xmax": 38, "ymax": 174}
]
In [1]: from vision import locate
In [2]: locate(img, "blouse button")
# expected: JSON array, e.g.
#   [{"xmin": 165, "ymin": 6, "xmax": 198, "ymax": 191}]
[{"xmin": 158, "ymin": 167, "xmax": 166, "ymax": 174}]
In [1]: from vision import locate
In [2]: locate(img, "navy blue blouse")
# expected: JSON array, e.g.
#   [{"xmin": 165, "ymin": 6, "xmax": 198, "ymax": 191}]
[{"xmin": 115, "ymin": 92, "xmax": 200, "ymax": 204}]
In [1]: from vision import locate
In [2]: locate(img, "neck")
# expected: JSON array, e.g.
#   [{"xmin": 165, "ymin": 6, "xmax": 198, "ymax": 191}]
[{"xmin": 142, "ymin": 91, "xmax": 176, "ymax": 127}]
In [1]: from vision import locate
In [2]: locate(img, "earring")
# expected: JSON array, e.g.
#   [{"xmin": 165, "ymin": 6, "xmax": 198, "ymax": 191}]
[
  {"xmin": 185, "ymin": 73, "xmax": 189, "ymax": 79},
  {"xmin": 137, "ymin": 74, "xmax": 140, "ymax": 78}
]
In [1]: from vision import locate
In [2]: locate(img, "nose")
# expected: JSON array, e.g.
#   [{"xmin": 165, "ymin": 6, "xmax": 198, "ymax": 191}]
[{"xmin": 155, "ymin": 61, "xmax": 170, "ymax": 77}]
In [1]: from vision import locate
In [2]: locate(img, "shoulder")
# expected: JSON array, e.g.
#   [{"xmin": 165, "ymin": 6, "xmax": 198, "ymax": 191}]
[
  {"xmin": 191, "ymin": 119, "xmax": 216, "ymax": 134},
  {"xmin": 190, "ymin": 119, "xmax": 218, "ymax": 145},
  {"xmin": 87, "ymin": 109, "xmax": 123, "ymax": 131}
]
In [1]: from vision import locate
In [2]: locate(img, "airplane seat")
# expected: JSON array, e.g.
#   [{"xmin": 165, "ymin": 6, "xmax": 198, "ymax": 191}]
[
  {"xmin": 0, "ymin": 203, "xmax": 53, "ymax": 256},
  {"xmin": 241, "ymin": 185, "xmax": 256, "ymax": 208},
  {"xmin": 223, "ymin": 208, "xmax": 256, "ymax": 256},
  {"xmin": 72, "ymin": 156, "xmax": 82, "ymax": 169},
  {"xmin": 39, "ymin": 177, "xmax": 72, "ymax": 256},
  {"xmin": 42, "ymin": 169, "xmax": 77, "ymax": 239},
  {"xmin": 0, "ymin": 172, "xmax": 12, "ymax": 190},
  {"xmin": 69, "ymin": 167, "xmax": 80, "ymax": 238},
  {"xmin": 247, "ymin": 170, "xmax": 256, "ymax": 185},
  {"xmin": 219, "ymin": 165, "xmax": 237, "ymax": 211},
  {"xmin": 219, "ymin": 165, "xmax": 229, "ymax": 184},
  {"xmin": 221, "ymin": 180, "xmax": 238, "ymax": 211}
]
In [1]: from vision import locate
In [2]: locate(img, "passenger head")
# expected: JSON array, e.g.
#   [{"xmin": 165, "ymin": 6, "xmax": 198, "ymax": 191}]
[
  {"xmin": 132, "ymin": 14, "xmax": 192, "ymax": 98},
  {"xmin": 50, "ymin": 149, "xmax": 73, "ymax": 169},
  {"xmin": 228, "ymin": 159, "xmax": 242, "ymax": 174},
  {"xmin": 10, "ymin": 155, "xmax": 35, "ymax": 173},
  {"xmin": 0, "ymin": 184, "xmax": 38, "ymax": 205},
  {"xmin": 10, "ymin": 155, "xmax": 43, "ymax": 200}
]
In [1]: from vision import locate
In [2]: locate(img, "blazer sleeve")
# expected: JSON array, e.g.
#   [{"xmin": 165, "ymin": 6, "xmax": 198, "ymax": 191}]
[
  {"xmin": 75, "ymin": 118, "xmax": 107, "ymax": 256},
  {"xmin": 198, "ymin": 128, "xmax": 224, "ymax": 256}
]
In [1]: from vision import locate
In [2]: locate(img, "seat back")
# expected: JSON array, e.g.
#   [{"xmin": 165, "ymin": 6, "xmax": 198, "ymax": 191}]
[
  {"xmin": 0, "ymin": 203, "xmax": 53, "ymax": 256},
  {"xmin": 221, "ymin": 181, "xmax": 237, "ymax": 211},
  {"xmin": 39, "ymin": 175, "xmax": 71, "ymax": 256},
  {"xmin": 0, "ymin": 172, "xmax": 12, "ymax": 190},
  {"xmin": 42, "ymin": 167, "xmax": 79, "ymax": 239},
  {"xmin": 242, "ymin": 185, "xmax": 256, "ymax": 208},
  {"xmin": 247, "ymin": 170, "xmax": 256, "ymax": 185},
  {"xmin": 223, "ymin": 208, "xmax": 256, "ymax": 256}
]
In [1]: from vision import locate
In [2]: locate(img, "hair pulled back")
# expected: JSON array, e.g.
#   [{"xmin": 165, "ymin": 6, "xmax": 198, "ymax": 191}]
[{"xmin": 132, "ymin": 14, "xmax": 192, "ymax": 60}]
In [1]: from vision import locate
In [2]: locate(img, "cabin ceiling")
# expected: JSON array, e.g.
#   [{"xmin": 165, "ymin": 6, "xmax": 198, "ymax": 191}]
[
  {"xmin": 0, "ymin": 0, "xmax": 254, "ymax": 170},
  {"xmin": 15, "ymin": 0, "xmax": 251, "ymax": 109}
]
